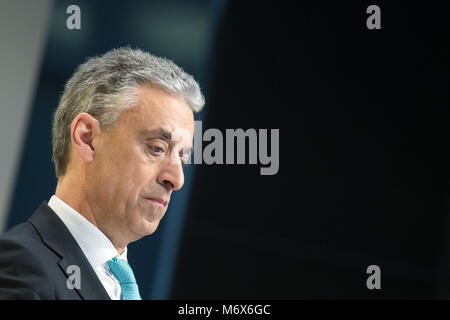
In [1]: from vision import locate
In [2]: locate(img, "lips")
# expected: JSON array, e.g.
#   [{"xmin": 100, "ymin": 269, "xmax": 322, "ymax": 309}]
[{"xmin": 145, "ymin": 197, "xmax": 169, "ymax": 207}]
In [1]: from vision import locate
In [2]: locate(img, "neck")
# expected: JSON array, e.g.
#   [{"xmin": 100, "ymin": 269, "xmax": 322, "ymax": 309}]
[{"xmin": 55, "ymin": 173, "xmax": 128, "ymax": 255}]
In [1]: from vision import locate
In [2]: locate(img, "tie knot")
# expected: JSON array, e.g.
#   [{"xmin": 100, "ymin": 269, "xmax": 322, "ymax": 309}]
[{"xmin": 107, "ymin": 257, "xmax": 136, "ymax": 284}]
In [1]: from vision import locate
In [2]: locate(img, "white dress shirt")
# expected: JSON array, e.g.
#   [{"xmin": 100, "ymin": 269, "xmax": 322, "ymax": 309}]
[{"xmin": 47, "ymin": 195, "xmax": 127, "ymax": 300}]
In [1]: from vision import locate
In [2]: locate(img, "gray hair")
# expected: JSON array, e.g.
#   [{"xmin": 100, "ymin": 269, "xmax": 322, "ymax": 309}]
[{"xmin": 52, "ymin": 47, "xmax": 205, "ymax": 177}]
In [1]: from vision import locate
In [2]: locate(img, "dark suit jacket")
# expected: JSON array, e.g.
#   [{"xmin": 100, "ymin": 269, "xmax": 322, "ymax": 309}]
[{"xmin": 0, "ymin": 202, "xmax": 111, "ymax": 299}]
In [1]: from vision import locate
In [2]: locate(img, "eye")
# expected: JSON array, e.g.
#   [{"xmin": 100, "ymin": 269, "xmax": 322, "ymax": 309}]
[{"xmin": 149, "ymin": 146, "xmax": 164, "ymax": 154}]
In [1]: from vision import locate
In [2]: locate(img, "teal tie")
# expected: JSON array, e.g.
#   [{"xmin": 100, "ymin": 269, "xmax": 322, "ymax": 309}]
[{"xmin": 107, "ymin": 257, "xmax": 142, "ymax": 300}]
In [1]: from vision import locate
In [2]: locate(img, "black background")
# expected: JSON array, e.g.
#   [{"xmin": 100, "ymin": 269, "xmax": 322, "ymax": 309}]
[{"xmin": 172, "ymin": 1, "xmax": 450, "ymax": 299}]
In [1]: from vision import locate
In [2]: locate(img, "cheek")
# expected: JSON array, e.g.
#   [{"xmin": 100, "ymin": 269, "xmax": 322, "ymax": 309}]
[
  {"xmin": 126, "ymin": 158, "xmax": 160, "ymax": 200},
  {"xmin": 96, "ymin": 141, "xmax": 159, "ymax": 203},
  {"xmin": 92, "ymin": 145, "xmax": 140, "ymax": 195}
]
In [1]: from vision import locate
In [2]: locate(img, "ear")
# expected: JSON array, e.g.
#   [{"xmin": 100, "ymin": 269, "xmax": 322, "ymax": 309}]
[{"xmin": 70, "ymin": 113, "xmax": 101, "ymax": 164}]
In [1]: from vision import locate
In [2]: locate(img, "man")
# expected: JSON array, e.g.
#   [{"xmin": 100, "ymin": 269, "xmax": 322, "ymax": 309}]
[{"xmin": 0, "ymin": 47, "xmax": 204, "ymax": 299}]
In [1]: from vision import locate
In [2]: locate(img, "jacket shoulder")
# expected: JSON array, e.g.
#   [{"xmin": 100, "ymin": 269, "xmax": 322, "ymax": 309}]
[
  {"xmin": 0, "ymin": 221, "xmax": 55, "ymax": 299},
  {"xmin": 0, "ymin": 219, "xmax": 40, "ymax": 244}
]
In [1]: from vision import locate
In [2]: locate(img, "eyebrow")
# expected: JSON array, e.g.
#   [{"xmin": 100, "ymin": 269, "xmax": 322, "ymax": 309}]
[
  {"xmin": 141, "ymin": 127, "xmax": 193, "ymax": 155},
  {"xmin": 141, "ymin": 127, "xmax": 172, "ymax": 140}
]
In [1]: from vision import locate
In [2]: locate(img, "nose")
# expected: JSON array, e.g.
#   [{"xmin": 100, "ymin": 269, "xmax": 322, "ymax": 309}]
[{"xmin": 157, "ymin": 157, "xmax": 185, "ymax": 191}]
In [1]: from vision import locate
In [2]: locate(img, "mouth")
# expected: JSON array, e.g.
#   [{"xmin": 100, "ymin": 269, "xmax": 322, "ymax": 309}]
[{"xmin": 145, "ymin": 197, "xmax": 169, "ymax": 208}]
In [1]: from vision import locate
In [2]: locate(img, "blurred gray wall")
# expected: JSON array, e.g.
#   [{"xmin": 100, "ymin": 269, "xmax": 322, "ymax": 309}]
[{"xmin": 0, "ymin": 0, "xmax": 53, "ymax": 231}]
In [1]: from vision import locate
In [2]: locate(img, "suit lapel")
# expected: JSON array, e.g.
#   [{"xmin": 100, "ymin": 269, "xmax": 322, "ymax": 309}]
[{"xmin": 29, "ymin": 203, "xmax": 111, "ymax": 300}]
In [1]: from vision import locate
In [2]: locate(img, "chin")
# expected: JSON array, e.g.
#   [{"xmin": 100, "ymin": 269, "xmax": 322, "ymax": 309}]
[
  {"xmin": 132, "ymin": 207, "xmax": 165, "ymax": 235},
  {"xmin": 131, "ymin": 222, "xmax": 159, "ymax": 239},
  {"xmin": 141, "ymin": 218, "xmax": 161, "ymax": 235}
]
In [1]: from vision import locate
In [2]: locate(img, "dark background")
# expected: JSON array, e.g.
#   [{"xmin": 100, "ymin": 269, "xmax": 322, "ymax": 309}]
[
  {"xmin": 171, "ymin": 1, "xmax": 450, "ymax": 299},
  {"xmin": 5, "ymin": 0, "xmax": 450, "ymax": 299}
]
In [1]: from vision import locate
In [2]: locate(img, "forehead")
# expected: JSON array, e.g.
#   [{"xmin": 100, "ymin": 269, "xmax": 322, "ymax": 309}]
[{"xmin": 118, "ymin": 85, "xmax": 195, "ymax": 136}]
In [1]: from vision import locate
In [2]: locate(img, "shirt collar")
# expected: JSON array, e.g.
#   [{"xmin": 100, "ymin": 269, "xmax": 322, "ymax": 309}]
[{"xmin": 47, "ymin": 195, "xmax": 127, "ymax": 268}]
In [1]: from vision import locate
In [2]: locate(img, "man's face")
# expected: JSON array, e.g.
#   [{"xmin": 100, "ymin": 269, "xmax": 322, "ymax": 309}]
[{"xmin": 86, "ymin": 85, "xmax": 194, "ymax": 242}]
